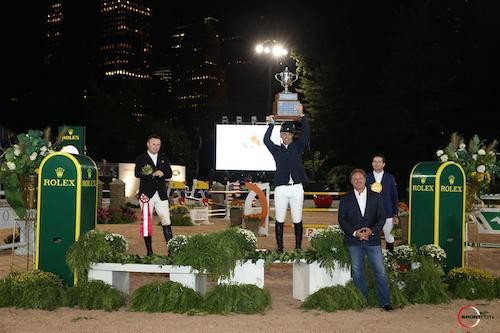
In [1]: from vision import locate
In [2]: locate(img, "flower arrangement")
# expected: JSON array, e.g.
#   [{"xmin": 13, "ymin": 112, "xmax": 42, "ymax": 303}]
[
  {"xmin": 418, "ymin": 244, "xmax": 446, "ymax": 263},
  {"xmin": 167, "ymin": 234, "xmax": 189, "ymax": 256},
  {"xmin": 97, "ymin": 207, "xmax": 136, "ymax": 224},
  {"xmin": 398, "ymin": 202, "xmax": 409, "ymax": 217},
  {"xmin": 104, "ymin": 233, "xmax": 128, "ymax": 253},
  {"xmin": 436, "ymin": 132, "xmax": 499, "ymax": 196},
  {"xmin": 393, "ymin": 245, "xmax": 415, "ymax": 265},
  {"xmin": 0, "ymin": 129, "xmax": 55, "ymax": 218},
  {"xmin": 229, "ymin": 198, "xmax": 244, "ymax": 209},
  {"xmin": 309, "ymin": 225, "xmax": 350, "ymax": 272},
  {"xmin": 236, "ymin": 228, "xmax": 257, "ymax": 248}
]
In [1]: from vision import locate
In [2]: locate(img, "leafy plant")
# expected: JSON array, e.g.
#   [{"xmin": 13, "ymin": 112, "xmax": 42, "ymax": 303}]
[
  {"xmin": 169, "ymin": 205, "xmax": 193, "ymax": 226},
  {"xmin": 202, "ymin": 284, "xmax": 271, "ymax": 314},
  {"xmin": 393, "ymin": 245, "xmax": 415, "ymax": 265},
  {"xmin": 66, "ymin": 280, "xmax": 126, "ymax": 311},
  {"xmin": 418, "ymin": 244, "xmax": 447, "ymax": 264},
  {"xmin": 0, "ymin": 129, "xmax": 55, "ymax": 218},
  {"xmin": 302, "ymin": 282, "xmax": 366, "ymax": 312},
  {"xmin": 130, "ymin": 280, "xmax": 202, "ymax": 313},
  {"xmin": 171, "ymin": 228, "xmax": 256, "ymax": 279},
  {"xmin": 66, "ymin": 230, "xmax": 128, "ymax": 282},
  {"xmin": 447, "ymin": 267, "xmax": 495, "ymax": 300},
  {"xmin": 308, "ymin": 225, "xmax": 351, "ymax": 274},
  {"xmin": 326, "ymin": 165, "xmax": 353, "ymax": 190},
  {"xmin": 494, "ymin": 277, "xmax": 500, "ymax": 298},
  {"xmin": 401, "ymin": 258, "xmax": 448, "ymax": 304},
  {"xmin": 0, "ymin": 270, "xmax": 66, "ymax": 310}
]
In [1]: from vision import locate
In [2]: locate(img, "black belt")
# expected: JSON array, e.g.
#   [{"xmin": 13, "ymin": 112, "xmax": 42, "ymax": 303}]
[{"xmin": 285, "ymin": 182, "xmax": 301, "ymax": 186}]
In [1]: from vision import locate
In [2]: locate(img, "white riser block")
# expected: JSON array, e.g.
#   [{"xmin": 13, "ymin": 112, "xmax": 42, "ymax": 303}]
[
  {"xmin": 293, "ymin": 261, "xmax": 351, "ymax": 301},
  {"xmin": 218, "ymin": 260, "xmax": 265, "ymax": 288},
  {"xmin": 88, "ymin": 269, "xmax": 130, "ymax": 295},
  {"xmin": 170, "ymin": 273, "xmax": 208, "ymax": 295}
]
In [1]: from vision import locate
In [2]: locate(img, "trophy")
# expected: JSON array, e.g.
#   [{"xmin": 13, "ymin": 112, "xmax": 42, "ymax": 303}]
[{"xmin": 273, "ymin": 67, "xmax": 302, "ymax": 120}]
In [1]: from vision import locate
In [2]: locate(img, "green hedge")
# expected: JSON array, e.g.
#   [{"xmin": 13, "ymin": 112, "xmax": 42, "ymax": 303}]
[{"xmin": 203, "ymin": 284, "xmax": 272, "ymax": 314}]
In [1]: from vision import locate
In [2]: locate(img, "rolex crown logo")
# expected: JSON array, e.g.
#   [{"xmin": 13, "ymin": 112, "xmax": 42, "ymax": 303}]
[
  {"xmin": 68, "ymin": 129, "xmax": 74, "ymax": 136},
  {"xmin": 420, "ymin": 177, "xmax": 427, "ymax": 184},
  {"xmin": 448, "ymin": 175, "xmax": 455, "ymax": 185},
  {"xmin": 87, "ymin": 168, "xmax": 92, "ymax": 179},
  {"xmin": 55, "ymin": 167, "xmax": 65, "ymax": 178}
]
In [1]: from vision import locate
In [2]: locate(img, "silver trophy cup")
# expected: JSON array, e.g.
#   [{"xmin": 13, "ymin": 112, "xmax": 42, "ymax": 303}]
[{"xmin": 275, "ymin": 67, "xmax": 298, "ymax": 93}]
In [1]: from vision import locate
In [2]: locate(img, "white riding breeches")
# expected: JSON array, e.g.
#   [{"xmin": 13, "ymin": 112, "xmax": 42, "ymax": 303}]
[
  {"xmin": 274, "ymin": 183, "xmax": 304, "ymax": 223},
  {"xmin": 383, "ymin": 217, "xmax": 394, "ymax": 243},
  {"xmin": 140, "ymin": 192, "xmax": 171, "ymax": 226}
]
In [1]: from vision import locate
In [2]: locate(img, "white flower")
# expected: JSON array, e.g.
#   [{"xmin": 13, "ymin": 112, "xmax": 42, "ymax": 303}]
[
  {"xmin": 440, "ymin": 154, "xmax": 449, "ymax": 162},
  {"xmin": 472, "ymin": 154, "xmax": 477, "ymax": 160},
  {"xmin": 327, "ymin": 224, "xmax": 344, "ymax": 235},
  {"xmin": 489, "ymin": 151, "xmax": 495, "ymax": 155},
  {"xmin": 40, "ymin": 146, "xmax": 47, "ymax": 153},
  {"xmin": 436, "ymin": 150, "xmax": 444, "ymax": 157},
  {"xmin": 476, "ymin": 165, "xmax": 486, "ymax": 173},
  {"xmin": 459, "ymin": 143, "xmax": 466, "ymax": 150},
  {"xmin": 478, "ymin": 149, "xmax": 486, "ymax": 155},
  {"xmin": 7, "ymin": 162, "xmax": 16, "ymax": 170},
  {"xmin": 30, "ymin": 152, "xmax": 37, "ymax": 161},
  {"xmin": 14, "ymin": 148, "xmax": 21, "ymax": 156},
  {"xmin": 236, "ymin": 228, "xmax": 257, "ymax": 247},
  {"xmin": 48, "ymin": 142, "xmax": 52, "ymax": 147}
]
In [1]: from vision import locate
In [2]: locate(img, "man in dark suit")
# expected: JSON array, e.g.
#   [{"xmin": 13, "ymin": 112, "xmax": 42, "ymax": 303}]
[
  {"xmin": 339, "ymin": 168, "xmax": 393, "ymax": 311},
  {"xmin": 365, "ymin": 154, "xmax": 399, "ymax": 252},
  {"xmin": 135, "ymin": 134, "xmax": 173, "ymax": 255}
]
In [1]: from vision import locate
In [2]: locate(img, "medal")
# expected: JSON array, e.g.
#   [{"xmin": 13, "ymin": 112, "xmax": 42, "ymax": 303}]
[{"xmin": 370, "ymin": 182, "xmax": 383, "ymax": 193}]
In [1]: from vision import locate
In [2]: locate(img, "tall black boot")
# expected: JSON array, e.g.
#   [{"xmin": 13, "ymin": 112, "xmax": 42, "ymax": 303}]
[
  {"xmin": 144, "ymin": 236, "xmax": 153, "ymax": 256},
  {"xmin": 275, "ymin": 222, "xmax": 284, "ymax": 253},
  {"xmin": 386, "ymin": 242, "xmax": 394, "ymax": 253},
  {"xmin": 294, "ymin": 221, "xmax": 303, "ymax": 250},
  {"xmin": 162, "ymin": 224, "xmax": 173, "ymax": 244}
]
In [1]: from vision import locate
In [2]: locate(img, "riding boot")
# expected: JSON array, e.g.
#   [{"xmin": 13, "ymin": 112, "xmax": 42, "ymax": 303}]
[
  {"xmin": 386, "ymin": 242, "xmax": 394, "ymax": 253},
  {"xmin": 162, "ymin": 224, "xmax": 173, "ymax": 244},
  {"xmin": 294, "ymin": 221, "xmax": 303, "ymax": 250},
  {"xmin": 144, "ymin": 236, "xmax": 153, "ymax": 256},
  {"xmin": 275, "ymin": 221, "xmax": 284, "ymax": 253}
]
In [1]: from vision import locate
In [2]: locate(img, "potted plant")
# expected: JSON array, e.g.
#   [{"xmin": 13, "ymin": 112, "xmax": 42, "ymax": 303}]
[
  {"xmin": 229, "ymin": 198, "xmax": 244, "ymax": 226},
  {"xmin": 393, "ymin": 245, "xmax": 415, "ymax": 272},
  {"xmin": 418, "ymin": 244, "xmax": 447, "ymax": 265},
  {"xmin": 243, "ymin": 213, "xmax": 261, "ymax": 236}
]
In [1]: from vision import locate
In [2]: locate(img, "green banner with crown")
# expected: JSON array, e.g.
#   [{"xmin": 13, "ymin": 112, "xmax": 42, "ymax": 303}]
[
  {"xmin": 409, "ymin": 161, "xmax": 466, "ymax": 272},
  {"xmin": 36, "ymin": 152, "xmax": 97, "ymax": 286},
  {"xmin": 58, "ymin": 126, "xmax": 86, "ymax": 155}
]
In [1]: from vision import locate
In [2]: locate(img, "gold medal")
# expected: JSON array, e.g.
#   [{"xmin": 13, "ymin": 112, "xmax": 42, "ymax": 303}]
[{"xmin": 370, "ymin": 182, "xmax": 383, "ymax": 193}]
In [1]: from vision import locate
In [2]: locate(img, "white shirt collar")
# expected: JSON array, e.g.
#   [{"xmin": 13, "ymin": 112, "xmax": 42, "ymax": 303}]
[
  {"xmin": 147, "ymin": 151, "xmax": 158, "ymax": 165},
  {"xmin": 373, "ymin": 170, "xmax": 384, "ymax": 183}
]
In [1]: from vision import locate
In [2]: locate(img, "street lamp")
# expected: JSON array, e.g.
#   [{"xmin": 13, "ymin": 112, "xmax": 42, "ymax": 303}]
[{"xmin": 255, "ymin": 40, "xmax": 288, "ymax": 115}]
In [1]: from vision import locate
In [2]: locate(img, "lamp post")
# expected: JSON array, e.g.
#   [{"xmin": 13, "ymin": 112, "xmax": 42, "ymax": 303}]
[{"xmin": 255, "ymin": 41, "xmax": 288, "ymax": 115}]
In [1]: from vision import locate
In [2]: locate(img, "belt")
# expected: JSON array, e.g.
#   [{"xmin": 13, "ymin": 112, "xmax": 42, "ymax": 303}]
[{"xmin": 285, "ymin": 182, "xmax": 301, "ymax": 186}]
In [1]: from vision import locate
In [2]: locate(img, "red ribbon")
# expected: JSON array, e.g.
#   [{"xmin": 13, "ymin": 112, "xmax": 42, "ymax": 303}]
[{"xmin": 140, "ymin": 194, "xmax": 152, "ymax": 237}]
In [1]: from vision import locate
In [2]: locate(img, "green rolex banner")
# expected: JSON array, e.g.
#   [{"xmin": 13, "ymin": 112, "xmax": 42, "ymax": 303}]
[
  {"xmin": 36, "ymin": 152, "xmax": 97, "ymax": 286},
  {"xmin": 58, "ymin": 126, "xmax": 86, "ymax": 155},
  {"xmin": 409, "ymin": 161, "xmax": 466, "ymax": 272}
]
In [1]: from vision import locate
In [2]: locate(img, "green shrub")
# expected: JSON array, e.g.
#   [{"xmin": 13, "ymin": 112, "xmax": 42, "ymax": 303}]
[
  {"xmin": 2, "ymin": 270, "xmax": 66, "ymax": 310},
  {"xmin": 66, "ymin": 230, "xmax": 122, "ymax": 283},
  {"xmin": 171, "ymin": 228, "xmax": 256, "ymax": 279},
  {"xmin": 130, "ymin": 280, "xmax": 202, "ymax": 313},
  {"xmin": 495, "ymin": 277, "xmax": 500, "ymax": 298},
  {"xmin": 401, "ymin": 258, "xmax": 449, "ymax": 304},
  {"xmin": 66, "ymin": 280, "xmax": 126, "ymax": 311},
  {"xmin": 446, "ymin": 267, "xmax": 495, "ymax": 300},
  {"xmin": 454, "ymin": 279, "xmax": 495, "ymax": 300},
  {"xmin": 302, "ymin": 282, "xmax": 366, "ymax": 312},
  {"xmin": 308, "ymin": 226, "xmax": 351, "ymax": 273},
  {"xmin": 202, "ymin": 284, "xmax": 272, "ymax": 314},
  {"xmin": 171, "ymin": 214, "xmax": 193, "ymax": 226}
]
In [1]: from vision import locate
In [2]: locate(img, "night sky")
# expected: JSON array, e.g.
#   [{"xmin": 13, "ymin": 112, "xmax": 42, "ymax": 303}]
[{"xmin": 2, "ymin": 1, "xmax": 500, "ymax": 196}]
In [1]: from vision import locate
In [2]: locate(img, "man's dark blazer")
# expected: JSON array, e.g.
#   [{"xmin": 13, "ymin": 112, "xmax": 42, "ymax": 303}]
[
  {"xmin": 338, "ymin": 189, "xmax": 386, "ymax": 246},
  {"xmin": 135, "ymin": 152, "xmax": 173, "ymax": 200},
  {"xmin": 366, "ymin": 171, "xmax": 399, "ymax": 219}
]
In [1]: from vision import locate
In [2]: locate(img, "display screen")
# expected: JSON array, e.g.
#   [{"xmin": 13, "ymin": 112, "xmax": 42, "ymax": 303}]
[{"xmin": 215, "ymin": 124, "xmax": 281, "ymax": 171}]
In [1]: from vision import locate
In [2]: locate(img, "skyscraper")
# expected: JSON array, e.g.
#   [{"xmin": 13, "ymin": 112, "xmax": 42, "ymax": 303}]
[{"xmin": 100, "ymin": 0, "xmax": 152, "ymax": 80}]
